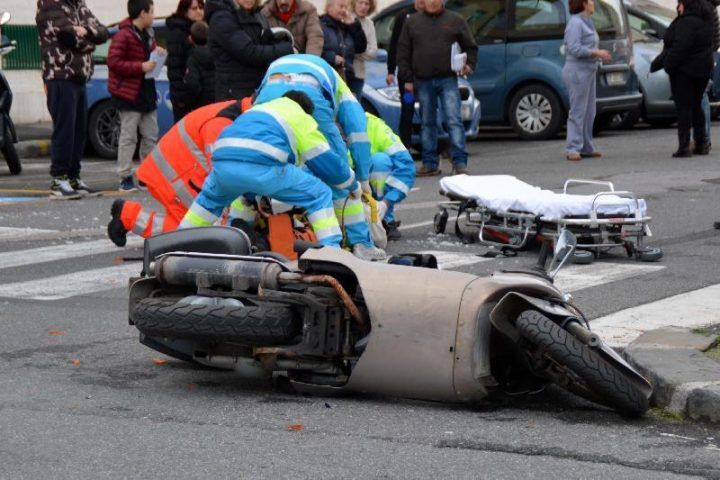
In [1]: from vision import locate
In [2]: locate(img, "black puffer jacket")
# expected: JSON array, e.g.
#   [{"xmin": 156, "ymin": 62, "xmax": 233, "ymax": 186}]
[
  {"xmin": 184, "ymin": 45, "xmax": 216, "ymax": 109},
  {"xmin": 205, "ymin": 0, "xmax": 293, "ymax": 100},
  {"xmin": 663, "ymin": 11, "xmax": 714, "ymax": 78},
  {"xmin": 165, "ymin": 15, "xmax": 193, "ymax": 107},
  {"xmin": 319, "ymin": 14, "xmax": 366, "ymax": 81}
]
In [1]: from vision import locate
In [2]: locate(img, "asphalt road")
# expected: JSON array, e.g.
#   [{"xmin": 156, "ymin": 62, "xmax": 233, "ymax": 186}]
[{"xmin": 1, "ymin": 125, "xmax": 720, "ymax": 479}]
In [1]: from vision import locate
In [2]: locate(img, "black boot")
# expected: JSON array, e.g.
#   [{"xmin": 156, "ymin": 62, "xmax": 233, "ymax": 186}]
[
  {"xmin": 383, "ymin": 220, "xmax": 402, "ymax": 241},
  {"xmin": 107, "ymin": 199, "xmax": 128, "ymax": 247},
  {"xmin": 672, "ymin": 148, "xmax": 692, "ymax": 158}
]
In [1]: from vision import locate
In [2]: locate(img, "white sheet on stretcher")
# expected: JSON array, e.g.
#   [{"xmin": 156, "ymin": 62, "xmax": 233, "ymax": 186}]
[{"xmin": 439, "ymin": 175, "xmax": 647, "ymax": 221}]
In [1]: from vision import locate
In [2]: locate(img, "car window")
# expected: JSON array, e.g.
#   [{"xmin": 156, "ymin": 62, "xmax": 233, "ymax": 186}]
[
  {"xmin": 446, "ymin": 0, "xmax": 507, "ymax": 44},
  {"xmin": 374, "ymin": 6, "xmax": 413, "ymax": 49},
  {"xmin": 593, "ymin": 0, "xmax": 627, "ymax": 39},
  {"xmin": 509, "ymin": 0, "xmax": 566, "ymax": 38}
]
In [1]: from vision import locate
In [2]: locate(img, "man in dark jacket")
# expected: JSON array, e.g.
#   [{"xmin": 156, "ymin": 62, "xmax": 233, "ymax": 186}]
[
  {"xmin": 698, "ymin": 0, "xmax": 719, "ymax": 151},
  {"xmin": 262, "ymin": 0, "xmax": 325, "ymax": 55},
  {"xmin": 205, "ymin": 0, "xmax": 294, "ymax": 101},
  {"xmin": 108, "ymin": 0, "xmax": 165, "ymax": 191},
  {"xmin": 184, "ymin": 21, "xmax": 216, "ymax": 108},
  {"xmin": 397, "ymin": 0, "xmax": 477, "ymax": 176},
  {"xmin": 36, "ymin": 0, "xmax": 108, "ymax": 199},
  {"xmin": 320, "ymin": 0, "xmax": 367, "ymax": 81},
  {"xmin": 385, "ymin": 0, "xmax": 424, "ymax": 149}
]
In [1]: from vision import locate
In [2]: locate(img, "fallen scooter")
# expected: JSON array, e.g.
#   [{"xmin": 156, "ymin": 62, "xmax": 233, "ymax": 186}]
[
  {"xmin": 0, "ymin": 12, "xmax": 20, "ymax": 175},
  {"xmin": 128, "ymin": 227, "xmax": 652, "ymax": 416}
]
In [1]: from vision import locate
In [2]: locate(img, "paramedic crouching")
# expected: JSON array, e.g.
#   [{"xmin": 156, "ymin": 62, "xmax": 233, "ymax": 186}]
[
  {"xmin": 563, "ymin": 0, "xmax": 611, "ymax": 161},
  {"xmin": 180, "ymin": 91, "xmax": 356, "ymax": 248}
]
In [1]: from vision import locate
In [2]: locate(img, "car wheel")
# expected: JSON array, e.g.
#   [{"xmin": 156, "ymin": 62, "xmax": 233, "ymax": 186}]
[
  {"xmin": 88, "ymin": 100, "xmax": 120, "ymax": 159},
  {"xmin": 509, "ymin": 85, "xmax": 564, "ymax": 140}
]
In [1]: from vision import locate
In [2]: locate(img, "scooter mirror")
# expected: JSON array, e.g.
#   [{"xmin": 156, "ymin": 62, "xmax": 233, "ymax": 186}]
[
  {"xmin": 0, "ymin": 12, "xmax": 10, "ymax": 26},
  {"xmin": 548, "ymin": 230, "xmax": 577, "ymax": 279}
]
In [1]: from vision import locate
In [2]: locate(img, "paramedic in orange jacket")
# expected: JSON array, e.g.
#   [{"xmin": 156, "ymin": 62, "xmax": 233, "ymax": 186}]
[{"xmin": 107, "ymin": 99, "xmax": 250, "ymax": 246}]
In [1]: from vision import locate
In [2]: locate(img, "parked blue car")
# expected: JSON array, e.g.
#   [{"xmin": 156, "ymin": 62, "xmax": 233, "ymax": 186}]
[
  {"xmin": 371, "ymin": 0, "xmax": 642, "ymax": 140},
  {"xmin": 86, "ymin": 18, "xmax": 480, "ymax": 158}
]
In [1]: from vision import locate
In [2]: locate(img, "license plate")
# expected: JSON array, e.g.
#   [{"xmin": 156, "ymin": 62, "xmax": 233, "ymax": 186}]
[{"xmin": 605, "ymin": 71, "xmax": 627, "ymax": 87}]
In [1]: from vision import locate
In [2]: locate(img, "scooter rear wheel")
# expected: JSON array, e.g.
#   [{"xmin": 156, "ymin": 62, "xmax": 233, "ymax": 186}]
[
  {"xmin": 516, "ymin": 310, "xmax": 649, "ymax": 417},
  {"xmin": 132, "ymin": 298, "xmax": 300, "ymax": 345},
  {"xmin": 2, "ymin": 128, "xmax": 21, "ymax": 175}
]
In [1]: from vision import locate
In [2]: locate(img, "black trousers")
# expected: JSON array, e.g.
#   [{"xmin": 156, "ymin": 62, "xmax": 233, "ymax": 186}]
[
  {"xmin": 398, "ymin": 77, "xmax": 414, "ymax": 149},
  {"xmin": 46, "ymin": 79, "xmax": 86, "ymax": 179},
  {"xmin": 670, "ymin": 72, "xmax": 709, "ymax": 150}
]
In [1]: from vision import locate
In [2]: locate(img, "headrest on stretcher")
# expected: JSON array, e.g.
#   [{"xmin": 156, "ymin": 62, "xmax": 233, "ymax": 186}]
[{"xmin": 438, "ymin": 175, "xmax": 647, "ymax": 220}]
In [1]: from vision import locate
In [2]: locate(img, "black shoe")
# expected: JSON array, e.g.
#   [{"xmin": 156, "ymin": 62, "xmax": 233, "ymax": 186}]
[
  {"xmin": 692, "ymin": 143, "xmax": 711, "ymax": 155},
  {"xmin": 714, "ymin": 221, "xmax": 720, "ymax": 230},
  {"xmin": 49, "ymin": 175, "xmax": 82, "ymax": 200},
  {"xmin": 70, "ymin": 177, "xmax": 103, "ymax": 197},
  {"xmin": 384, "ymin": 220, "xmax": 402, "ymax": 241},
  {"xmin": 108, "ymin": 199, "xmax": 128, "ymax": 247},
  {"xmin": 672, "ymin": 149, "xmax": 692, "ymax": 158}
]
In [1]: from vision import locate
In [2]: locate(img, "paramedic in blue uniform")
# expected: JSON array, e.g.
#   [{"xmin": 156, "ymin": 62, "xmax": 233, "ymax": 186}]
[
  {"xmin": 254, "ymin": 53, "xmax": 387, "ymax": 261},
  {"xmin": 563, "ymin": 0, "xmax": 611, "ymax": 161},
  {"xmin": 180, "ymin": 91, "xmax": 355, "ymax": 249}
]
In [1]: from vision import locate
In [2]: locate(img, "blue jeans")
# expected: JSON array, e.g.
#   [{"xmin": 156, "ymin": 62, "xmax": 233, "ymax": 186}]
[
  {"xmin": 700, "ymin": 91, "xmax": 712, "ymax": 144},
  {"xmin": 415, "ymin": 77, "xmax": 467, "ymax": 170}
]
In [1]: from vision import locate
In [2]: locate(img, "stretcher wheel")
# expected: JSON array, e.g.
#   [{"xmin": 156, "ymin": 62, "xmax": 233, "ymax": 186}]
[
  {"xmin": 434, "ymin": 209, "xmax": 449, "ymax": 234},
  {"xmin": 637, "ymin": 247, "xmax": 663, "ymax": 262},
  {"xmin": 571, "ymin": 250, "xmax": 594, "ymax": 265}
]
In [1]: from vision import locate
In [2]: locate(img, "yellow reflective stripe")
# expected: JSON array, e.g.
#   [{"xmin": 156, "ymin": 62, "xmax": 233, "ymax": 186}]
[
  {"xmin": 152, "ymin": 147, "xmax": 196, "ymax": 207},
  {"xmin": 182, "ymin": 210, "xmax": 211, "ymax": 227},
  {"xmin": 251, "ymin": 106, "xmax": 298, "ymax": 155},
  {"xmin": 334, "ymin": 198, "xmax": 365, "ymax": 225},
  {"xmin": 311, "ymin": 215, "xmax": 340, "ymax": 232},
  {"xmin": 187, "ymin": 202, "xmax": 218, "ymax": 225},
  {"xmin": 229, "ymin": 198, "xmax": 256, "ymax": 222},
  {"xmin": 386, "ymin": 176, "xmax": 410, "ymax": 195},
  {"xmin": 177, "ymin": 119, "xmax": 209, "ymax": 171},
  {"xmin": 307, "ymin": 208, "xmax": 341, "ymax": 239},
  {"xmin": 347, "ymin": 132, "xmax": 369, "ymax": 144},
  {"xmin": 212, "ymin": 138, "xmax": 289, "ymax": 163}
]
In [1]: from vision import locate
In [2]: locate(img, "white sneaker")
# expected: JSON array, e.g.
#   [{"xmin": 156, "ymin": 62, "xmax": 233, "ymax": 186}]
[{"xmin": 352, "ymin": 243, "xmax": 387, "ymax": 262}]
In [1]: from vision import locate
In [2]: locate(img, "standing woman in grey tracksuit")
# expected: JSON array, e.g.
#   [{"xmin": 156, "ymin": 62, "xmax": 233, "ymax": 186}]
[{"xmin": 563, "ymin": 0, "xmax": 611, "ymax": 161}]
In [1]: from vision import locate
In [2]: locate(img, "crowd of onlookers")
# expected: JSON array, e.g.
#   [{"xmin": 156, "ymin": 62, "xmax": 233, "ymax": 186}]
[{"xmin": 35, "ymin": 0, "xmax": 478, "ymax": 198}]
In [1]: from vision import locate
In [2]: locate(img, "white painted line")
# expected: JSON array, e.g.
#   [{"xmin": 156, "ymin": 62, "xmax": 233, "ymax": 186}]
[
  {"xmin": 418, "ymin": 250, "xmax": 490, "ymax": 270},
  {"xmin": 0, "ymin": 237, "xmax": 144, "ymax": 270},
  {"xmin": 590, "ymin": 283, "xmax": 720, "ymax": 347},
  {"xmin": 0, "ymin": 226, "xmax": 57, "ymax": 241},
  {"xmin": 395, "ymin": 200, "xmax": 441, "ymax": 211},
  {"xmin": 399, "ymin": 217, "xmax": 456, "ymax": 231},
  {"xmin": 410, "ymin": 187, "xmax": 420, "ymax": 192},
  {"xmin": 0, "ymin": 263, "xmax": 140, "ymax": 301},
  {"xmin": 556, "ymin": 263, "xmax": 665, "ymax": 293}
]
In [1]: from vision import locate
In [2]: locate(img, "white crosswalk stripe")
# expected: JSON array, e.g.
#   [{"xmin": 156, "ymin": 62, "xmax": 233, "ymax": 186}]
[
  {"xmin": 0, "ymin": 226, "xmax": 57, "ymax": 241},
  {"xmin": 0, "ymin": 237, "xmax": 143, "ymax": 270}
]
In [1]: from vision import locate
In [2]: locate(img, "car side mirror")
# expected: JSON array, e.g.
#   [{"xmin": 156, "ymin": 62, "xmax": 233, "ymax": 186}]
[
  {"xmin": 375, "ymin": 48, "xmax": 388, "ymax": 63},
  {"xmin": 0, "ymin": 12, "xmax": 10, "ymax": 26},
  {"xmin": 548, "ymin": 230, "xmax": 576, "ymax": 278}
]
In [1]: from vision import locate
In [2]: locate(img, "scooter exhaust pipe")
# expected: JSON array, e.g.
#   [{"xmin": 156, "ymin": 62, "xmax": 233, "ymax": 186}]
[{"xmin": 151, "ymin": 254, "xmax": 284, "ymax": 292}]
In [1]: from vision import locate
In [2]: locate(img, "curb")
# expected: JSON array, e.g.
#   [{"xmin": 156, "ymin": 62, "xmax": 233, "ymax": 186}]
[
  {"xmin": 624, "ymin": 327, "xmax": 720, "ymax": 422},
  {"xmin": 16, "ymin": 139, "xmax": 52, "ymax": 158}
]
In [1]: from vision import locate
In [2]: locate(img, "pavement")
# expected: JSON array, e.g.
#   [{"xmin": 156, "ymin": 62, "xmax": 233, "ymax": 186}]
[
  {"xmin": 13, "ymin": 121, "xmax": 53, "ymax": 159},
  {"xmin": 3, "ymin": 123, "xmax": 720, "ymax": 477}
]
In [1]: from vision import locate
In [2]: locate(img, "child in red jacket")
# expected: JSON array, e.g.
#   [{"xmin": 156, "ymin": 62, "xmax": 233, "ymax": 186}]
[{"xmin": 108, "ymin": 0, "xmax": 166, "ymax": 191}]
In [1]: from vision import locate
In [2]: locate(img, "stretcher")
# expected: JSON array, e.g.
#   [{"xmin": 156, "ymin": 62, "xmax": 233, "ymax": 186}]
[{"xmin": 434, "ymin": 175, "xmax": 663, "ymax": 262}]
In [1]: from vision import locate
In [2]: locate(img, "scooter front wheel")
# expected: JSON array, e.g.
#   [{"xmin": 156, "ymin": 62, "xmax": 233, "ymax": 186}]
[
  {"xmin": 2, "ymin": 128, "xmax": 21, "ymax": 175},
  {"xmin": 516, "ymin": 310, "xmax": 649, "ymax": 417}
]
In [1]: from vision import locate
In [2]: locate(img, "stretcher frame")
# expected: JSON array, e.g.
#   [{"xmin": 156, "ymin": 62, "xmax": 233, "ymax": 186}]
[{"xmin": 434, "ymin": 178, "xmax": 662, "ymax": 261}]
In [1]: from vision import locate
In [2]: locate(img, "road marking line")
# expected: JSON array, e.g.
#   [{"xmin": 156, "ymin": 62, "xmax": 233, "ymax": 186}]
[
  {"xmin": 556, "ymin": 263, "xmax": 665, "ymax": 293},
  {"xmin": 417, "ymin": 250, "xmax": 490, "ymax": 269},
  {"xmin": 589, "ymin": 283, "xmax": 720, "ymax": 347},
  {"xmin": 0, "ymin": 226, "xmax": 57, "ymax": 240},
  {"xmin": 395, "ymin": 200, "xmax": 441, "ymax": 211},
  {"xmin": 399, "ymin": 218, "xmax": 456, "ymax": 231},
  {"xmin": 0, "ymin": 237, "xmax": 144, "ymax": 270},
  {"xmin": 0, "ymin": 263, "xmax": 140, "ymax": 301}
]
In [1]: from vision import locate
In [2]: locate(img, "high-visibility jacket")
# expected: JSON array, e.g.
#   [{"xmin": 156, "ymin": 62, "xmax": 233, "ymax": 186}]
[
  {"xmin": 365, "ymin": 112, "xmax": 416, "ymax": 205},
  {"xmin": 133, "ymin": 100, "xmax": 237, "ymax": 231},
  {"xmin": 257, "ymin": 54, "xmax": 372, "ymax": 181}
]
